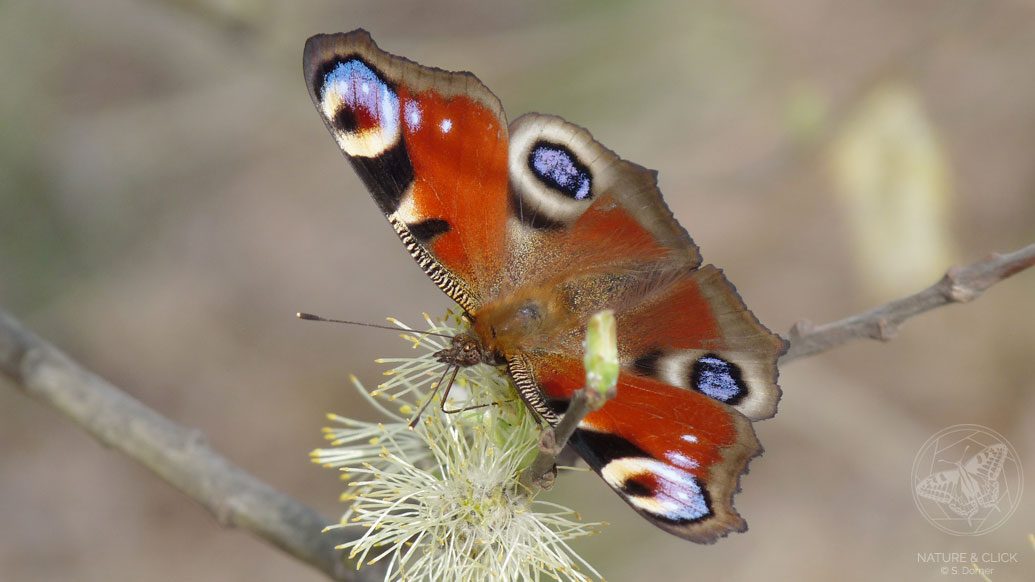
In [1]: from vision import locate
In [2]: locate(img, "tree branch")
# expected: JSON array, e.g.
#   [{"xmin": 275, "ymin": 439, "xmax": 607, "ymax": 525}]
[
  {"xmin": 782, "ymin": 242, "xmax": 1035, "ymax": 362},
  {"xmin": 1, "ymin": 243, "xmax": 1032, "ymax": 580},
  {"xmin": 0, "ymin": 310, "xmax": 365, "ymax": 582}
]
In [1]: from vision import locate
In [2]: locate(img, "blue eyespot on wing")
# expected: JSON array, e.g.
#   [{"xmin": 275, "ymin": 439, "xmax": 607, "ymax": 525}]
[{"xmin": 529, "ymin": 142, "xmax": 593, "ymax": 200}]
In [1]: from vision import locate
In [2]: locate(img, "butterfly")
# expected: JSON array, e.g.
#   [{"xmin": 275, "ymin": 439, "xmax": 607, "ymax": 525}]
[
  {"xmin": 915, "ymin": 444, "xmax": 1007, "ymax": 523},
  {"xmin": 303, "ymin": 29, "xmax": 786, "ymax": 543}
]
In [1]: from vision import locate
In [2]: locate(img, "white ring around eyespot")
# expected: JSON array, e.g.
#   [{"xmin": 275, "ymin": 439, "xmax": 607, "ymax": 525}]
[
  {"xmin": 508, "ymin": 119, "xmax": 596, "ymax": 224},
  {"xmin": 600, "ymin": 457, "xmax": 710, "ymax": 521},
  {"xmin": 659, "ymin": 349, "xmax": 769, "ymax": 415},
  {"xmin": 319, "ymin": 60, "xmax": 401, "ymax": 158},
  {"xmin": 657, "ymin": 351, "xmax": 699, "ymax": 390}
]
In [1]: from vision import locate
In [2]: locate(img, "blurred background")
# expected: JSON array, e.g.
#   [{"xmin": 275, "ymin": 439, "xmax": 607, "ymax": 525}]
[{"xmin": 2, "ymin": 0, "xmax": 1033, "ymax": 580}]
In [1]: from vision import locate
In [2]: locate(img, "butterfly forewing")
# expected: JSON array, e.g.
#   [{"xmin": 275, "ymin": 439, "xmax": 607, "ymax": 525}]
[
  {"xmin": 304, "ymin": 31, "xmax": 511, "ymax": 313},
  {"xmin": 304, "ymin": 29, "xmax": 785, "ymax": 544}
]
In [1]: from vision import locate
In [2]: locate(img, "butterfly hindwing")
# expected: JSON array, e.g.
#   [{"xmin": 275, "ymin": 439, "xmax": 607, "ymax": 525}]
[
  {"xmin": 617, "ymin": 264, "xmax": 787, "ymax": 420},
  {"xmin": 306, "ymin": 31, "xmax": 785, "ymax": 544},
  {"xmin": 501, "ymin": 262, "xmax": 785, "ymax": 428},
  {"xmin": 525, "ymin": 355, "xmax": 760, "ymax": 543},
  {"xmin": 304, "ymin": 30, "xmax": 511, "ymax": 312},
  {"xmin": 477, "ymin": 109, "xmax": 784, "ymax": 542},
  {"xmin": 487, "ymin": 115, "xmax": 785, "ymax": 421}
]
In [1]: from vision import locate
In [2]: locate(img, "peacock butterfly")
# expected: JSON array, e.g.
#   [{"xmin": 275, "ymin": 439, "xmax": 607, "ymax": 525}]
[{"xmin": 303, "ymin": 29, "xmax": 787, "ymax": 543}]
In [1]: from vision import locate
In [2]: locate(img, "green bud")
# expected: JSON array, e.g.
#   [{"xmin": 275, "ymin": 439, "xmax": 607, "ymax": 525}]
[{"xmin": 583, "ymin": 310, "xmax": 619, "ymax": 396}]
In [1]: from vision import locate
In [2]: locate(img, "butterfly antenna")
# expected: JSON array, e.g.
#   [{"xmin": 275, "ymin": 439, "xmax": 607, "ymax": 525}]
[
  {"xmin": 408, "ymin": 364, "xmax": 454, "ymax": 429},
  {"xmin": 296, "ymin": 312, "xmax": 453, "ymax": 338}
]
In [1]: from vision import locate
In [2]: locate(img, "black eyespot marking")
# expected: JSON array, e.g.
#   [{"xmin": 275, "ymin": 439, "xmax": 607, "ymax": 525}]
[
  {"xmin": 632, "ymin": 348, "xmax": 664, "ymax": 377},
  {"xmin": 569, "ymin": 428, "xmax": 650, "ymax": 469},
  {"xmin": 690, "ymin": 354, "xmax": 746, "ymax": 404},
  {"xmin": 332, "ymin": 105, "xmax": 359, "ymax": 133},
  {"xmin": 310, "ymin": 56, "xmax": 413, "ymax": 214},
  {"xmin": 620, "ymin": 476, "xmax": 654, "ymax": 498},
  {"xmin": 573, "ymin": 428, "xmax": 715, "ymax": 525},
  {"xmin": 407, "ymin": 218, "xmax": 450, "ymax": 243},
  {"xmin": 322, "ymin": 58, "xmax": 398, "ymax": 138},
  {"xmin": 528, "ymin": 141, "xmax": 592, "ymax": 200}
]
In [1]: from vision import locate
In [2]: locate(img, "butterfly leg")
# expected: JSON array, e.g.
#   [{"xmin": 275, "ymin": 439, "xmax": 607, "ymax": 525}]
[
  {"xmin": 438, "ymin": 367, "xmax": 517, "ymax": 414},
  {"xmin": 442, "ymin": 398, "xmax": 517, "ymax": 414},
  {"xmin": 407, "ymin": 364, "xmax": 455, "ymax": 428}
]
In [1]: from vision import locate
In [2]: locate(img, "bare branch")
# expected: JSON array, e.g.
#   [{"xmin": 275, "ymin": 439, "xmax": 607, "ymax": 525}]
[
  {"xmin": 0, "ymin": 310, "xmax": 366, "ymax": 582},
  {"xmin": 783, "ymin": 242, "xmax": 1035, "ymax": 362},
  {"xmin": 1, "ymin": 242, "xmax": 1032, "ymax": 580}
]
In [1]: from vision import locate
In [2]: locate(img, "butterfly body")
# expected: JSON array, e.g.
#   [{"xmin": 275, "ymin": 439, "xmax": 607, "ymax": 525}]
[{"xmin": 304, "ymin": 30, "xmax": 786, "ymax": 543}]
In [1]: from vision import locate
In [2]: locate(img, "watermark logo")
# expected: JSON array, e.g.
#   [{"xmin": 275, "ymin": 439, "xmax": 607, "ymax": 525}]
[{"xmin": 912, "ymin": 424, "xmax": 1023, "ymax": 536}]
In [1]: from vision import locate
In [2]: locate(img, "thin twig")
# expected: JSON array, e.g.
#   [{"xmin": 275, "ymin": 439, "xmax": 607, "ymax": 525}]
[
  {"xmin": 783, "ymin": 243, "xmax": 1035, "ymax": 362},
  {"xmin": 0, "ymin": 311, "xmax": 363, "ymax": 582}
]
